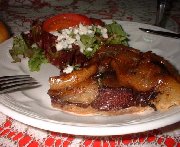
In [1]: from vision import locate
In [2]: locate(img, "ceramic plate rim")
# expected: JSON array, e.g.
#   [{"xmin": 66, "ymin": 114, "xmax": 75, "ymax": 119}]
[{"xmin": 0, "ymin": 20, "xmax": 180, "ymax": 136}]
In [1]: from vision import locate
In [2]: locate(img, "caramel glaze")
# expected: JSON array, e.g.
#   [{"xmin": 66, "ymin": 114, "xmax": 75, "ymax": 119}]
[{"xmin": 48, "ymin": 44, "xmax": 180, "ymax": 111}]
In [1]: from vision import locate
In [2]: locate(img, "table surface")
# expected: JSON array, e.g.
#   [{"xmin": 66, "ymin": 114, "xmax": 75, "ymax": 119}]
[{"xmin": 0, "ymin": 0, "xmax": 180, "ymax": 146}]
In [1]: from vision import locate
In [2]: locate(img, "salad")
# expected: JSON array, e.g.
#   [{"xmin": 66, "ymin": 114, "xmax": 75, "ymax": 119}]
[{"xmin": 9, "ymin": 13, "xmax": 129, "ymax": 72}]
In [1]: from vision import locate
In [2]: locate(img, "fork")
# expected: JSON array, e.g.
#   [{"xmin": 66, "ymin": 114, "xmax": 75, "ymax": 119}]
[{"xmin": 0, "ymin": 75, "xmax": 39, "ymax": 94}]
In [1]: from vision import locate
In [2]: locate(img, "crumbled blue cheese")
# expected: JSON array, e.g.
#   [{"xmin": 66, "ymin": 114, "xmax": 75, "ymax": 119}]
[
  {"xmin": 50, "ymin": 23, "xmax": 108, "ymax": 52},
  {"xmin": 63, "ymin": 65, "xmax": 74, "ymax": 74},
  {"xmin": 97, "ymin": 25, "xmax": 108, "ymax": 38},
  {"xmin": 31, "ymin": 43, "xmax": 38, "ymax": 48},
  {"xmin": 86, "ymin": 47, "xmax": 93, "ymax": 52}
]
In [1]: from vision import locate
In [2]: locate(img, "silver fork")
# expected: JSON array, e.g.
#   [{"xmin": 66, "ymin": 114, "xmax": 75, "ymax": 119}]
[{"xmin": 0, "ymin": 75, "xmax": 39, "ymax": 94}]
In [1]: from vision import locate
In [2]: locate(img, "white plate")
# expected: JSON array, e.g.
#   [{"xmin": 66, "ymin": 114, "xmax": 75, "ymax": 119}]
[{"xmin": 0, "ymin": 20, "xmax": 180, "ymax": 136}]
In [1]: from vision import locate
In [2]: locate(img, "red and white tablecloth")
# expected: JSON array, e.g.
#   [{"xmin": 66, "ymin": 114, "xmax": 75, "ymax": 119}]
[{"xmin": 0, "ymin": 112, "xmax": 179, "ymax": 146}]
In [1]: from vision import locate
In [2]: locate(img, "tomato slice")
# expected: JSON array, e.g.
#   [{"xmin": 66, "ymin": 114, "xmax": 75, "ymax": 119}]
[{"xmin": 43, "ymin": 13, "xmax": 93, "ymax": 32}]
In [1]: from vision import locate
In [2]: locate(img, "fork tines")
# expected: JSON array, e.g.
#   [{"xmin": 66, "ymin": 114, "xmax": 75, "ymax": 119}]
[{"xmin": 0, "ymin": 75, "xmax": 39, "ymax": 94}]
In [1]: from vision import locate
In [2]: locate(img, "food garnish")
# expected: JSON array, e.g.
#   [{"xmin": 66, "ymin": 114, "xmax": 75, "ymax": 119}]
[
  {"xmin": 9, "ymin": 14, "xmax": 128, "ymax": 72},
  {"xmin": 9, "ymin": 35, "xmax": 48, "ymax": 71},
  {"xmin": 43, "ymin": 13, "xmax": 93, "ymax": 32}
]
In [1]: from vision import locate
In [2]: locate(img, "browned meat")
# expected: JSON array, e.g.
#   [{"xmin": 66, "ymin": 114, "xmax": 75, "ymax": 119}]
[
  {"xmin": 91, "ymin": 87, "xmax": 157, "ymax": 111},
  {"xmin": 93, "ymin": 44, "xmax": 179, "ymax": 91},
  {"xmin": 48, "ymin": 44, "xmax": 180, "ymax": 114},
  {"xmin": 91, "ymin": 87, "xmax": 134, "ymax": 111}
]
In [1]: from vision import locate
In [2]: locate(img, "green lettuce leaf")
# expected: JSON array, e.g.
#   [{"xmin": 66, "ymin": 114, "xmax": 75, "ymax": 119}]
[
  {"xmin": 28, "ymin": 48, "xmax": 48, "ymax": 71},
  {"xmin": 106, "ymin": 21, "xmax": 129, "ymax": 46},
  {"xmin": 9, "ymin": 35, "xmax": 33, "ymax": 62},
  {"xmin": 9, "ymin": 35, "xmax": 48, "ymax": 71},
  {"xmin": 80, "ymin": 34, "xmax": 99, "ymax": 58}
]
